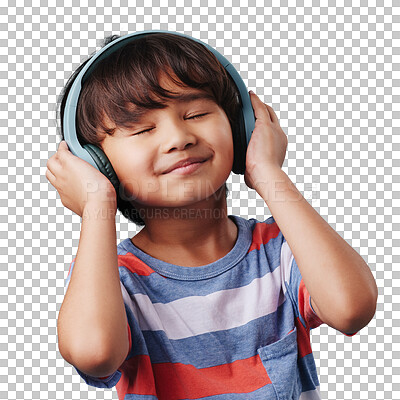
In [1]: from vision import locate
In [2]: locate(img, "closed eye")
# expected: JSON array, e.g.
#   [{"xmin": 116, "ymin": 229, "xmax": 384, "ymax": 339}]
[
  {"xmin": 135, "ymin": 127, "xmax": 154, "ymax": 135},
  {"xmin": 187, "ymin": 113, "xmax": 208, "ymax": 120},
  {"xmin": 133, "ymin": 113, "xmax": 209, "ymax": 135}
]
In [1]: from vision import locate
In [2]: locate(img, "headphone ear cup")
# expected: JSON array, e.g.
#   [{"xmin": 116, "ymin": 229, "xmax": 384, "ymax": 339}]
[
  {"xmin": 84, "ymin": 143, "xmax": 141, "ymax": 222},
  {"xmin": 231, "ymin": 112, "xmax": 247, "ymax": 175},
  {"xmin": 84, "ymin": 143, "xmax": 120, "ymax": 192}
]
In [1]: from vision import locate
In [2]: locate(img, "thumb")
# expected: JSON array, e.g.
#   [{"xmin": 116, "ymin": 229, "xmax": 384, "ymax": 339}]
[
  {"xmin": 249, "ymin": 91, "xmax": 270, "ymax": 123},
  {"xmin": 58, "ymin": 140, "xmax": 69, "ymax": 151}
]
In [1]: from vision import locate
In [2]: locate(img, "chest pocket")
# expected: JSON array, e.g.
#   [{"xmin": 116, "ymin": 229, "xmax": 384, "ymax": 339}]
[{"xmin": 257, "ymin": 327, "xmax": 301, "ymax": 400}]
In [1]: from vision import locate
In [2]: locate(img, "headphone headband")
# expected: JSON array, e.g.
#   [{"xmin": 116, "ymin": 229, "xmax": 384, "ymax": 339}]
[{"xmin": 63, "ymin": 30, "xmax": 255, "ymax": 171}]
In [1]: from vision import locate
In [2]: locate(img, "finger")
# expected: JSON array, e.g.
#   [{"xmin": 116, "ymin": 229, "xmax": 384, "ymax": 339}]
[
  {"xmin": 57, "ymin": 141, "xmax": 71, "ymax": 158},
  {"xmin": 46, "ymin": 156, "xmax": 62, "ymax": 176},
  {"xmin": 57, "ymin": 140, "xmax": 72, "ymax": 161},
  {"xmin": 58, "ymin": 140, "xmax": 68, "ymax": 150},
  {"xmin": 265, "ymin": 104, "xmax": 279, "ymax": 124},
  {"xmin": 249, "ymin": 91, "xmax": 272, "ymax": 123},
  {"xmin": 45, "ymin": 167, "xmax": 56, "ymax": 185},
  {"xmin": 262, "ymin": 102, "xmax": 273, "ymax": 122}
]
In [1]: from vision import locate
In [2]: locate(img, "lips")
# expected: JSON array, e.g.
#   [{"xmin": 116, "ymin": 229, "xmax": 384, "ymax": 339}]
[{"xmin": 163, "ymin": 156, "xmax": 209, "ymax": 174}]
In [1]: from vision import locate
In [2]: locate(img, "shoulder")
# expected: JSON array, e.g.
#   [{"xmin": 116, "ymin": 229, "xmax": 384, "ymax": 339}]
[
  {"xmin": 241, "ymin": 215, "xmax": 285, "ymax": 254},
  {"xmin": 116, "ymin": 238, "xmax": 156, "ymax": 278},
  {"xmin": 233, "ymin": 214, "xmax": 281, "ymax": 236}
]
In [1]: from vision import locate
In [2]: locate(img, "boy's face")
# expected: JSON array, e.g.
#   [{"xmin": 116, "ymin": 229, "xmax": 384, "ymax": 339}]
[{"xmin": 100, "ymin": 74, "xmax": 234, "ymax": 208}]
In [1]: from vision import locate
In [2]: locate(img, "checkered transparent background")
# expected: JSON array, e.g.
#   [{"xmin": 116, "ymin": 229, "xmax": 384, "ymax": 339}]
[{"xmin": 1, "ymin": 1, "xmax": 399, "ymax": 399}]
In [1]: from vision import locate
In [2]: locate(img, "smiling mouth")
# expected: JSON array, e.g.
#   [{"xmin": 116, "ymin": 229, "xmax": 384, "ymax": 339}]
[
  {"xmin": 163, "ymin": 155, "xmax": 211, "ymax": 174},
  {"xmin": 167, "ymin": 159, "xmax": 208, "ymax": 175}
]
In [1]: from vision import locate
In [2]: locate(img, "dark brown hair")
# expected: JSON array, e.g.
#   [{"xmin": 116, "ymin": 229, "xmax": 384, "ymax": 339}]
[{"xmin": 58, "ymin": 33, "xmax": 239, "ymax": 225}]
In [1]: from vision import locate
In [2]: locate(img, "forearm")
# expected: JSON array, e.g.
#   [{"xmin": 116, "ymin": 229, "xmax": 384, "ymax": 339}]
[
  {"xmin": 256, "ymin": 167, "xmax": 378, "ymax": 332},
  {"xmin": 57, "ymin": 203, "xmax": 129, "ymax": 376}
]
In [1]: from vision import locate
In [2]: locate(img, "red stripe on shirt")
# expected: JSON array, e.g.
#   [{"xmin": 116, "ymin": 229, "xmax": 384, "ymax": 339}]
[
  {"xmin": 295, "ymin": 317, "xmax": 312, "ymax": 358},
  {"xmin": 152, "ymin": 355, "xmax": 271, "ymax": 399},
  {"xmin": 298, "ymin": 279, "xmax": 324, "ymax": 330},
  {"xmin": 296, "ymin": 279, "xmax": 320, "ymax": 358},
  {"xmin": 116, "ymin": 355, "xmax": 157, "ymax": 400},
  {"xmin": 116, "ymin": 354, "xmax": 271, "ymax": 399},
  {"xmin": 118, "ymin": 254, "xmax": 156, "ymax": 276},
  {"xmin": 248, "ymin": 221, "xmax": 281, "ymax": 252}
]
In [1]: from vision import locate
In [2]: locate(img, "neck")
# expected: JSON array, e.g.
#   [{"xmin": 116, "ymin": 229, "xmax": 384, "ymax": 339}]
[{"xmin": 131, "ymin": 185, "xmax": 238, "ymax": 263}]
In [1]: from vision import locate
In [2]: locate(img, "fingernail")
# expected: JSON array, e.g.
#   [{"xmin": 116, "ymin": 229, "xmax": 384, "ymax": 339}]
[{"xmin": 249, "ymin": 90, "xmax": 254, "ymax": 95}]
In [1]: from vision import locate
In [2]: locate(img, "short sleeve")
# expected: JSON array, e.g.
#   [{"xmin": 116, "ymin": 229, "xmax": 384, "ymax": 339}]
[
  {"xmin": 63, "ymin": 259, "xmax": 135, "ymax": 389},
  {"xmin": 280, "ymin": 240, "xmax": 359, "ymax": 336}
]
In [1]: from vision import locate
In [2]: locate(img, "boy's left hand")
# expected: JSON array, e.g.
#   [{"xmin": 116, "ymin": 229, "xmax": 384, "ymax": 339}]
[{"xmin": 244, "ymin": 91, "xmax": 288, "ymax": 192}]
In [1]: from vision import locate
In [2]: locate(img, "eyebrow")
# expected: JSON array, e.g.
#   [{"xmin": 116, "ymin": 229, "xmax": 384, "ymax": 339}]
[{"xmin": 126, "ymin": 91, "xmax": 217, "ymax": 124}]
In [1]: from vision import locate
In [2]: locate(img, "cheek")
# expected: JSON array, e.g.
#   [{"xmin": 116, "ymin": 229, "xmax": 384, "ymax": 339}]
[
  {"xmin": 213, "ymin": 112, "xmax": 234, "ymax": 162},
  {"xmin": 214, "ymin": 126, "xmax": 234, "ymax": 168},
  {"xmin": 107, "ymin": 144, "xmax": 152, "ymax": 193}
]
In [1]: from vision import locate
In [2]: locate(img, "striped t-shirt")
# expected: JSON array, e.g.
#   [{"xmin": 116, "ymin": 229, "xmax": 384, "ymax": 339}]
[{"xmin": 65, "ymin": 215, "xmax": 352, "ymax": 399}]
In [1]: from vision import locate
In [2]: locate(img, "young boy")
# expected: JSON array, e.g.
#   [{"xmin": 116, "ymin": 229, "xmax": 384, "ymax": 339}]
[{"xmin": 46, "ymin": 33, "xmax": 378, "ymax": 399}]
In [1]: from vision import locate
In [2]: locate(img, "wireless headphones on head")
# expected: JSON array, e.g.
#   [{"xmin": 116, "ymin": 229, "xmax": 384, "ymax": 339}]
[{"xmin": 62, "ymin": 30, "xmax": 255, "ymax": 194}]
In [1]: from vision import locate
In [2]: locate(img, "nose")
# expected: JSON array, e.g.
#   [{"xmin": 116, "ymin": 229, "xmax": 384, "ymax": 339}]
[{"xmin": 161, "ymin": 118, "xmax": 198, "ymax": 153}]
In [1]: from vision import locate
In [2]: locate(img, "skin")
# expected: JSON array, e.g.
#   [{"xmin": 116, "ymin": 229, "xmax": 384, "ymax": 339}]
[{"xmin": 100, "ymin": 74, "xmax": 238, "ymax": 266}]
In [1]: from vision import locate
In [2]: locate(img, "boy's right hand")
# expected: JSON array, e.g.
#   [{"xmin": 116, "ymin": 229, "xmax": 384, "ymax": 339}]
[{"xmin": 46, "ymin": 141, "xmax": 117, "ymax": 218}]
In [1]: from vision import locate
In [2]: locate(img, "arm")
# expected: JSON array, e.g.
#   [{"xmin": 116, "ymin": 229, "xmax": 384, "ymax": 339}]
[
  {"xmin": 245, "ymin": 92, "xmax": 378, "ymax": 334},
  {"xmin": 256, "ymin": 168, "xmax": 377, "ymax": 334},
  {"xmin": 46, "ymin": 141, "xmax": 129, "ymax": 377},
  {"xmin": 57, "ymin": 203, "xmax": 129, "ymax": 377}
]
